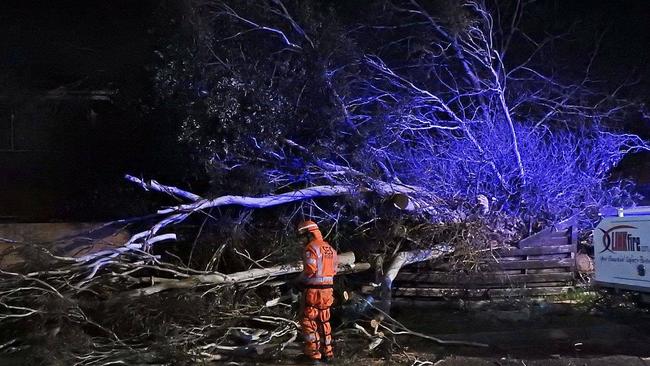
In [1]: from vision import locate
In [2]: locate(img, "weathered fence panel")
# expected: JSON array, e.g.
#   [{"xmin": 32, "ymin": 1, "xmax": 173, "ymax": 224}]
[{"xmin": 384, "ymin": 218, "xmax": 579, "ymax": 300}]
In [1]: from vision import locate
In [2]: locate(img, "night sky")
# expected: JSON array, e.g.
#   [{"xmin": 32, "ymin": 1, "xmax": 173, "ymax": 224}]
[{"xmin": 1, "ymin": 0, "xmax": 649, "ymax": 221}]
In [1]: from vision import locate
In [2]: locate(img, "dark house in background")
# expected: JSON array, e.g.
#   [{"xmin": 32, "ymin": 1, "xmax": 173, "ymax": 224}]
[
  {"xmin": 0, "ymin": 0, "xmax": 172, "ymax": 221},
  {"xmin": 0, "ymin": 90, "xmax": 118, "ymax": 220}
]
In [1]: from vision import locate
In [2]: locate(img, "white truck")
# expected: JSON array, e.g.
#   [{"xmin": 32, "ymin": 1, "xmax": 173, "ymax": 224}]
[{"xmin": 594, "ymin": 206, "xmax": 650, "ymax": 300}]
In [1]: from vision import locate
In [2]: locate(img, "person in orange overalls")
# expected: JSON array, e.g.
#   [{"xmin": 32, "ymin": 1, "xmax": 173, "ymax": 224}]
[{"xmin": 296, "ymin": 220, "xmax": 338, "ymax": 363}]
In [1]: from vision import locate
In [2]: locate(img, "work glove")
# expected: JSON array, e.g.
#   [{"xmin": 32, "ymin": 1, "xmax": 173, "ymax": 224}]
[
  {"xmin": 289, "ymin": 273, "xmax": 305, "ymax": 290},
  {"xmin": 289, "ymin": 287, "xmax": 301, "ymax": 303}
]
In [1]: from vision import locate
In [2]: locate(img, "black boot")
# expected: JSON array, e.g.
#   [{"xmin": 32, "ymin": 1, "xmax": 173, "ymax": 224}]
[
  {"xmin": 296, "ymin": 354, "xmax": 323, "ymax": 365},
  {"xmin": 321, "ymin": 355, "xmax": 334, "ymax": 363}
]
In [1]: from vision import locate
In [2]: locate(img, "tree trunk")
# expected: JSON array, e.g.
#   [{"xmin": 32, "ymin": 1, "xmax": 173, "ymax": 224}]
[{"xmin": 125, "ymin": 251, "xmax": 367, "ymax": 297}]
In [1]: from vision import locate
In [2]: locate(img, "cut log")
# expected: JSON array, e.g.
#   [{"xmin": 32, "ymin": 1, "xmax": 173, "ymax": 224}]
[{"xmin": 125, "ymin": 251, "xmax": 368, "ymax": 298}]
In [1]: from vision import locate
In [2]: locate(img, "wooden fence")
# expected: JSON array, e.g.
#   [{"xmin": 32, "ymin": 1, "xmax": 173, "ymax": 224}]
[{"xmin": 388, "ymin": 218, "xmax": 579, "ymax": 299}]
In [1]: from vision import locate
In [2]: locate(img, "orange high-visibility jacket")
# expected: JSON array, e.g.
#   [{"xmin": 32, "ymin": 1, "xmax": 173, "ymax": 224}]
[{"xmin": 303, "ymin": 239, "xmax": 337, "ymax": 286}]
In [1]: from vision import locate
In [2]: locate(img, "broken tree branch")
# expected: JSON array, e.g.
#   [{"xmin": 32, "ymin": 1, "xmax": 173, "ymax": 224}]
[
  {"xmin": 157, "ymin": 185, "xmax": 354, "ymax": 215},
  {"xmin": 125, "ymin": 174, "xmax": 203, "ymax": 202},
  {"xmin": 379, "ymin": 246, "xmax": 454, "ymax": 312}
]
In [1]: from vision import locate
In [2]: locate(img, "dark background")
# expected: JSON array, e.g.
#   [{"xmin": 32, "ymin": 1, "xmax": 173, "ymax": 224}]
[
  {"xmin": 0, "ymin": 0, "xmax": 649, "ymax": 221},
  {"xmin": 0, "ymin": 0, "xmax": 184, "ymax": 220}
]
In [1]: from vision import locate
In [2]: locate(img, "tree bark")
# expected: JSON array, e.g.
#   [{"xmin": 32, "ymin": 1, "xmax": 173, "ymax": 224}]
[
  {"xmin": 125, "ymin": 251, "xmax": 367, "ymax": 298},
  {"xmin": 379, "ymin": 246, "xmax": 453, "ymax": 312}
]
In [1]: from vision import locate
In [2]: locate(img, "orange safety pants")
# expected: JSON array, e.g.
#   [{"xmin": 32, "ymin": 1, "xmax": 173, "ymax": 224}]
[{"xmin": 301, "ymin": 288, "xmax": 334, "ymax": 360}]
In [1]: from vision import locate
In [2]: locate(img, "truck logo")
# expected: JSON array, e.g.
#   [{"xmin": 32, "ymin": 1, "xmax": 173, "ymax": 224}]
[{"xmin": 599, "ymin": 225, "xmax": 641, "ymax": 253}]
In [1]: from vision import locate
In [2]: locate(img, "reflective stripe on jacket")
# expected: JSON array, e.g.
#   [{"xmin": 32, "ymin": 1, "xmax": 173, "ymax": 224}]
[{"xmin": 303, "ymin": 240, "xmax": 337, "ymax": 286}]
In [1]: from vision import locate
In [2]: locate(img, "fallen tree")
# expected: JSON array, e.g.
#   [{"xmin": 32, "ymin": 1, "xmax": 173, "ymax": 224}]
[
  {"xmin": 0, "ymin": 166, "xmax": 482, "ymax": 364},
  {"xmin": 0, "ymin": 174, "xmax": 461, "ymax": 364},
  {"xmin": 75, "ymin": 175, "xmax": 435, "ymax": 281}
]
